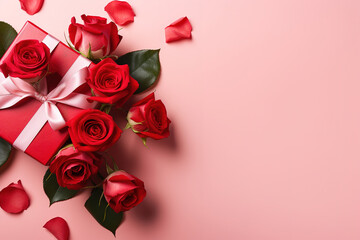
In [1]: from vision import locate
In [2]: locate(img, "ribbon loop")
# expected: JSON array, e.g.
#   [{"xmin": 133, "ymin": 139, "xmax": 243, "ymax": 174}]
[{"xmin": 0, "ymin": 66, "xmax": 94, "ymax": 130}]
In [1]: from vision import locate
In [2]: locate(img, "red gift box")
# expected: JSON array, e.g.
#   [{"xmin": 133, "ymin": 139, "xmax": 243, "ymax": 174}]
[{"xmin": 0, "ymin": 21, "xmax": 96, "ymax": 165}]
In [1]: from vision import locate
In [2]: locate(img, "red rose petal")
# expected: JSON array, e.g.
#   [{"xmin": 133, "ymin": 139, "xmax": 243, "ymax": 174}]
[
  {"xmin": 105, "ymin": 1, "xmax": 135, "ymax": 26},
  {"xmin": 43, "ymin": 217, "xmax": 70, "ymax": 240},
  {"xmin": 165, "ymin": 17, "xmax": 192, "ymax": 43},
  {"xmin": 0, "ymin": 180, "xmax": 30, "ymax": 214},
  {"xmin": 19, "ymin": 0, "xmax": 44, "ymax": 15}
]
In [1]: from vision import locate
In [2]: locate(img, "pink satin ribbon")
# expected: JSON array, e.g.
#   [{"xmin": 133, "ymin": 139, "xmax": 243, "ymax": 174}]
[{"xmin": 0, "ymin": 35, "xmax": 96, "ymax": 151}]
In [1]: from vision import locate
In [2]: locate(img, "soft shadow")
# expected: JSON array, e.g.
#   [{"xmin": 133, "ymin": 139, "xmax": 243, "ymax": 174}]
[
  {"xmin": 108, "ymin": 135, "xmax": 141, "ymax": 173},
  {"xmin": 155, "ymin": 122, "xmax": 178, "ymax": 153},
  {"xmin": 132, "ymin": 196, "xmax": 159, "ymax": 224}
]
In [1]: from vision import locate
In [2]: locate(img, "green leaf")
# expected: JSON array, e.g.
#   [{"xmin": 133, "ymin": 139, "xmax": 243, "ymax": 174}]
[
  {"xmin": 99, "ymin": 104, "xmax": 112, "ymax": 114},
  {"xmin": 106, "ymin": 162, "xmax": 114, "ymax": 175},
  {"xmin": 142, "ymin": 137, "xmax": 147, "ymax": 146},
  {"xmin": 116, "ymin": 49, "xmax": 161, "ymax": 94},
  {"xmin": 43, "ymin": 169, "xmax": 79, "ymax": 205},
  {"xmin": 0, "ymin": 22, "xmax": 17, "ymax": 59},
  {"xmin": 0, "ymin": 138, "xmax": 11, "ymax": 168},
  {"xmin": 113, "ymin": 161, "xmax": 119, "ymax": 171},
  {"xmin": 85, "ymin": 188, "xmax": 124, "ymax": 235},
  {"xmin": 87, "ymin": 43, "xmax": 94, "ymax": 60},
  {"xmin": 124, "ymin": 122, "xmax": 131, "ymax": 130}
]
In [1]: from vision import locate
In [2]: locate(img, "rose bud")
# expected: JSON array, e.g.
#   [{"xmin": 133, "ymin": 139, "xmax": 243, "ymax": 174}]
[
  {"xmin": 49, "ymin": 146, "xmax": 100, "ymax": 190},
  {"xmin": 67, "ymin": 109, "xmax": 122, "ymax": 152},
  {"xmin": 0, "ymin": 39, "xmax": 50, "ymax": 83},
  {"xmin": 68, "ymin": 15, "xmax": 122, "ymax": 59},
  {"xmin": 127, "ymin": 93, "xmax": 171, "ymax": 141},
  {"xmin": 87, "ymin": 58, "xmax": 139, "ymax": 107},
  {"xmin": 0, "ymin": 180, "xmax": 30, "ymax": 214},
  {"xmin": 103, "ymin": 171, "xmax": 146, "ymax": 213}
]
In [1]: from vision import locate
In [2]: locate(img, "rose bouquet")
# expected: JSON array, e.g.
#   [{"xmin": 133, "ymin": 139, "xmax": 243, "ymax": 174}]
[{"xmin": 0, "ymin": 0, "xmax": 185, "ymax": 236}]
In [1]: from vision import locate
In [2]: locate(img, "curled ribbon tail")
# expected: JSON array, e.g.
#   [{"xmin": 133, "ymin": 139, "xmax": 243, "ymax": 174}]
[
  {"xmin": 0, "ymin": 76, "xmax": 35, "ymax": 109},
  {"xmin": 44, "ymin": 101, "xmax": 65, "ymax": 131}
]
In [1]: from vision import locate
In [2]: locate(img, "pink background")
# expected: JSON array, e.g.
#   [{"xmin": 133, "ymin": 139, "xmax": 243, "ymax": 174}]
[{"xmin": 1, "ymin": 0, "xmax": 360, "ymax": 239}]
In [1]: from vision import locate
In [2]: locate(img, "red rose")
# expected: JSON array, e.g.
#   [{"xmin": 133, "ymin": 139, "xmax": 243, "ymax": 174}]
[
  {"xmin": 67, "ymin": 109, "xmax": 122, "ymax": 152},
  {"xmin": 69, "ymin": 15, "xmax": 122, "ymax": 59},
  {"xmin": 103, "ymin": 171, "xmax": 146, "ymax": 213},
  {"xmin": 87, "ymin": 58, "xmax": 139, "ymax": 107},
  {"xmin": 127, "ymin": 93, "xmax": 171, "ymax": 140},
  {"xmin": 49, "ymin": 146, "xmax": 100, "ymax": 190},
  {"xmin": 0, "ymin": 39, "xmax": 50, "ymax": 83}
]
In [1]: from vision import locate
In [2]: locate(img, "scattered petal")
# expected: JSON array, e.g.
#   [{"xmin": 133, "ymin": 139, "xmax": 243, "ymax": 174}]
[
  {"xmin": 43, "ymin": 217, "xmax": 70, "ymax": 240},
  {"xmin": 0, "ymin": 180, "xmax": 30, "ymax": 214},
  {"xmin": 19, "ymin": 0, "xmax": 44, "ymax": 15},
  {"xmin": 105, "ymin": 1, "xmax": 135, "ymax": 26},
  {"xmin": 165, "ymin": 17, "xmax": 192, "ymax": 43}
]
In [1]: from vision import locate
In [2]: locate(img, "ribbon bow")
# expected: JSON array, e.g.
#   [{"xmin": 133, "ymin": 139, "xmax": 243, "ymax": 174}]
[
  {"xmin": 0, "ymin": 67, "xmax": 94, "ymax": 131},
  {"xmin": 0, "ymin": 34, "xmax": 97, "ymax": 152},
  {"xmin": 0, "ymin": 55, "xmax": 97, "ymax": 152}
]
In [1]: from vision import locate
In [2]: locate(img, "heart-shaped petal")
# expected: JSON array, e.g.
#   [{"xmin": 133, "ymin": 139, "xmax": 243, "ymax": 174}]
[
  {"xmin": 43, "ymin": 217, "xmax": 70, "ymax": 240},
  {"xmin": 105, "ymin": 1, "xmax": 135, "ymax": 26},
  {"xmin": 0, "ymin": 180, "xmax": 30, "ymax": 214},
  {"xmin": 165, "ymin": 17, "xmax": 192, "ymax": 43},
  {"xmin": 19, "ymin": 0, "xmax": 44, "ymax": 15}
]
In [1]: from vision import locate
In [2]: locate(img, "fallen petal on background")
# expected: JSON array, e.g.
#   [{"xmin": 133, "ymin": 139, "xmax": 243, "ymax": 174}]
[
  {"xmin": 43, "ymin": 217, "xmax": 70, "ymax": 240},
  {"xmin": 165, "ymin": 17, "xmax": 192, "ymax": 43},
  {"xmin": 0, "ymin": 180, "xmax": 30, "ymax": 214},
  {"xmin": 19, "ymin": 0, "xmax": 44, "ymax": 15},
  {"xmin": 105, "ymin": 1, "xmax": 135, "ymax": 26}
]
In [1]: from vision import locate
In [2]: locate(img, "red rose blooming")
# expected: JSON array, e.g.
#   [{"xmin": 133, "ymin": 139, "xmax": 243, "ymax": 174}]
[
  {"xmin": 69, "ymin": 15, "xmax": 122, "ymax": 59},
  {"xmin": 87, "ymin": 58, "xmax": 139, "ymax": 107},
  {"xmin": 127, "ymin": 93, "xmax": 171, "ymax": 140},
  {"xmin": 103, "ymin": 171, "xmax": 146, "ymax": 213},
  {"xmin": 67, "ymin": 109, "xmax": 122, "ymax": 152},
  {"xmin": 49, "ymin": 146, "xmax": 100, "ymax": 190},
  {"xmin": 0, "ymin": 39, "xmax": 50, "ymax": 83}
]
